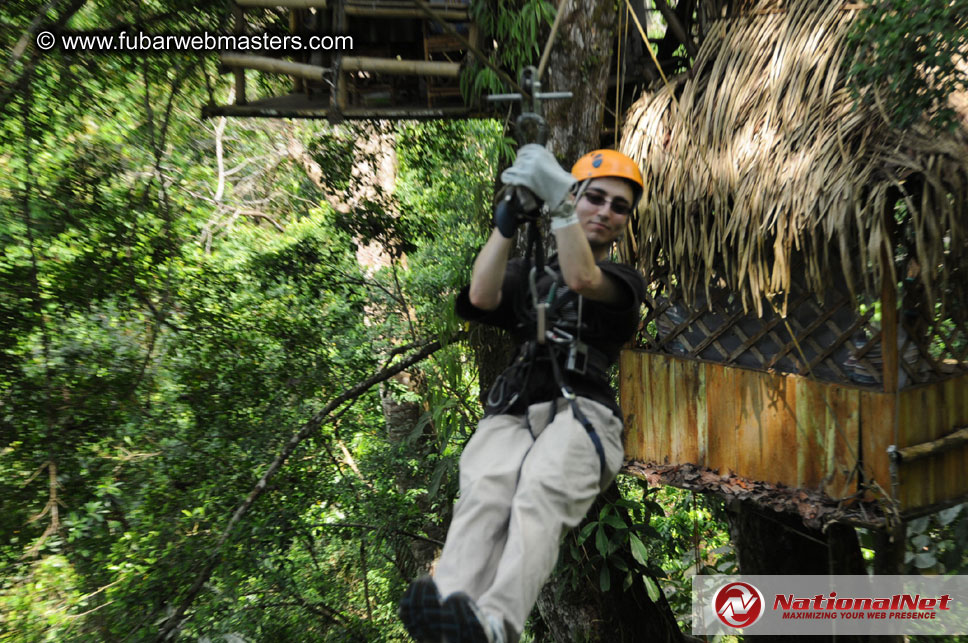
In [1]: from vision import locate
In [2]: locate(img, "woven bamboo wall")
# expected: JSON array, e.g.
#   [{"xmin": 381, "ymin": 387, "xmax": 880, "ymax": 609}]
[{"xmin": 632, "ymin": 271, "xmax": 968, "ymax": 390}]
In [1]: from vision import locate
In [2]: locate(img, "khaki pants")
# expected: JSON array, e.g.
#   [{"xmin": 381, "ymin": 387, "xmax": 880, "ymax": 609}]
[{"xmin": 434, "ymin": 397, "xmax": 625, "ymax": 640}]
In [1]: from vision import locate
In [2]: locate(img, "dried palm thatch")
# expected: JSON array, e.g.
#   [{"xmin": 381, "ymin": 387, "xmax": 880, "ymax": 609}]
[{"xmin": 620, "ymin": 0, "xmax": 968, "ymax": 318}]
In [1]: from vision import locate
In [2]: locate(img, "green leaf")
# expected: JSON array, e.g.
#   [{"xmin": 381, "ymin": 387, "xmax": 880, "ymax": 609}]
[
  {"xmin": 909, "ymin": 517, "xmax": 930, "ymax": 534},
  {"xmin": 914, "ymin": 552, "xmax": 937, "ymax": 569},
  {"xmin": 600, "ymin": 565, "xmax": 611, "ymax": 592},
  {"xmin": 577, "ymin": 521, "xmax": 597, "ymax": 545},
  {"xmin": 406, "ymin": 410, "xmax": 434, "ymax": 444},
  {"xmin": 643, "ymin": 500, "xmax": 665, "ymax": 516},
  {"xmin": 629, "ymin": 533, "xmax": 649, "ymax": 567},
  {"xmin": 643, "ymin": 575, "xmax": 661, "ymax": 602},
  {"xmin": 569, "ymin": 542, "xmax": 581, "ymax": 562},
  {"xmin": 427, "ymin": 457, "xmax": 454, "ymax": 499},
  {"xmin": 602, "ymin": 513, "xmax": 628, "ymax": 530},
  {"xmin": 938, "ymin": 504, "xmax": 963, "ymax": 526},
  {"xmin": 595, "ymin": 525, "xmax": 609, "ymax": 558}
]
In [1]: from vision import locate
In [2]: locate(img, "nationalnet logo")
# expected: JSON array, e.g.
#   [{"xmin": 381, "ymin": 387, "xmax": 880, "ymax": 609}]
[
  {"xmin": 693, "ymin": 575, "xmax": 968, "ymax": 636},
  {"xmin": 714, "ymin": 581, "xmax": 765, "ymax": 628},
  {"xmin": 773, "ymin": 590, "xmax": 952, "ymax": 621}
]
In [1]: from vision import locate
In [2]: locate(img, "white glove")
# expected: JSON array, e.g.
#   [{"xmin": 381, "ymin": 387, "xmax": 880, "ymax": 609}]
[
  {"xmin": 500, "ymin": 144, "xmax": 576, "ymax": 211},
  {"xmin": 549, "ymin": 199, "xmax": 579, "ymax": 231}
]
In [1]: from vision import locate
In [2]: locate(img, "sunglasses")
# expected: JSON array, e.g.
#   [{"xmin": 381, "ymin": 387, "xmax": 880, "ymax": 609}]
[{"xmin": 581, "ymin": 190, "xmax": 633, "ymax": 216}]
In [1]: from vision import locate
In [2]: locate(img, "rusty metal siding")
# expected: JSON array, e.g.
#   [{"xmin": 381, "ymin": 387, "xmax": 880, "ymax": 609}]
[
  {"xmin": 621, "ymin": 351, "xmax": 704, "ymax": 466},
  {"xmin": 621, "ymin": 350, "xmax": 878, "ymax": 500},
  {"xmin": 621, "ymin": 349, "xmax": 968, "ymax": 513},
  {"xmin": 793, "ymin": 376, "xmax": 824, "ymax": 490},
  {"xmin": 896, "ymin": 373, "xmax": 968, "ymax": 510},
  {"xmin": 859, "ymin": 391, "xmax": 894, "ymax": 502}
]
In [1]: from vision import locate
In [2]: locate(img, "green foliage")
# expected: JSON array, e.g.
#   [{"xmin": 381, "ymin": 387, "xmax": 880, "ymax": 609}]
[
  {"xmin": 307, "ymin": 133, "xmax": 356, "ymax": 194},
  {"xmin": 2, "ymin": 2, "xmax": 504, "ymax": 634},
  {"xmin": 558, "ymin": 479, "xmax": 735, "ymax": 632},
  {"xmin": 461, "ymin": 0, "xmax": 557, "ymax": 101},
  {"xmin": 845, "ymin": 0, "xmax": 968, "ymax": 131},
  {"xmin": 901, "ymin": 503, "xmax": 968, "ymax": 574},
  {"xmin": 647, "ymin": 487, "xmax": 735, "ymax": 627},
  {"xmin": 0, "ymin": 556, "xmax": 84, "ymax": 642}
]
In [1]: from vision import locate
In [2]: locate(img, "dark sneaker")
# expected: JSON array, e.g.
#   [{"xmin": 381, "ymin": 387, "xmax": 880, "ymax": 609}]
[
  {"xmin": 399, "ymin": 576, "xmax": 454, "ymax": 643},
  {"xmin": 442, "ymin": 592, "xmax": 506, "ymax": 643}
]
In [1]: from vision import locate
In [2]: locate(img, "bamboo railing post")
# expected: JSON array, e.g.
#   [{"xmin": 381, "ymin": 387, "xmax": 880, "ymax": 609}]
[
  {"xmin": 897, "ymin": 427, "xmax": 968, "ymax": 463},
  {"xmin": 340, "ymin": 57, "xmax": 460, "ymax": 77},
  {"xmin": 218, "ymin": 54, "xmax": 330, "ymax": 81},
  {"xmin": 289, "ymin": 7, "xmax": 302, "ymax": 94},
  {"xmin": 330, "ymin": 0, "xmax": 346, "ymax": 120},
  {"xmin": 882, "ymin": 256, "xmax": 898, "ymax": 394},
  {"xmin": 236, "ymin": 0, "xmax": 328, "ymax": 6},
  {"xmin": 879, "ymin": 215, "xmax": 903, "ymax": 570},
  {"xmin": 345, "ymin": 6, "xmax": 468, "ymax": 19},
  {"xmin": 232, "ymin": 4, "xmax": 247, "ymax": 105},
  {"xmin": 334, "ymin": 58, "xmax": 347, "ymax": 114}
]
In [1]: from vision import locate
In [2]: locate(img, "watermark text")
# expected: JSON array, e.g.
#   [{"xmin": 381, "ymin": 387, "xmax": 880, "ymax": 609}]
[{"xmin": 36, "ymin": 30, "xmax": 353, "ymax": 54}]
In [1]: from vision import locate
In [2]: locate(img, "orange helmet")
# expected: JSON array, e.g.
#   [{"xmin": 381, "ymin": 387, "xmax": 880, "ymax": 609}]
[{"xmin": 571, "ymin": 150, "xmax": 643, "ymax": 204}]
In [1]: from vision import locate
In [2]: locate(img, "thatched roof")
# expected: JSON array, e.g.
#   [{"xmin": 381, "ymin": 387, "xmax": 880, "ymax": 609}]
[{"xmin": 621, "ymin": 0, "xmax": 968, "ymax": 316}]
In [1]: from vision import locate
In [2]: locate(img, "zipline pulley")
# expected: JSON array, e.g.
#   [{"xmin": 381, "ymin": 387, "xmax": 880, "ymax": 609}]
[{"xmin": 486, "ymin": 66, "xmax": 572, "ymax": 146}]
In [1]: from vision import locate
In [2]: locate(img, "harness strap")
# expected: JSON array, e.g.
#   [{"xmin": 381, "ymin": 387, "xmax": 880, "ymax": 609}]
[{"xmin": 547, "ymin": 342, "xmax": 607, "ymax": 474}]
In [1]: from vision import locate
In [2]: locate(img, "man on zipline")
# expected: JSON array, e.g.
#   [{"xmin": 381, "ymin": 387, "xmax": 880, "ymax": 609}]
[{"xmin": 400, "ymin": 145, "xmax": 646, "ymax": 643}]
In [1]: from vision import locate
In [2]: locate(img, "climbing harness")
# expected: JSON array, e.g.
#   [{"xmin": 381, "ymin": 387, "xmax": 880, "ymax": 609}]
[{"xmin": 484, "ymin": 277, "xmax": 611, "ymax": 476}]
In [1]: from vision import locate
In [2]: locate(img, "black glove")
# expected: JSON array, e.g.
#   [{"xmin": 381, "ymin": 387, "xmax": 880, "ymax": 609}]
[{"xmin": 492, "ymin": 186, "xmax": 538, "ymax": 239}]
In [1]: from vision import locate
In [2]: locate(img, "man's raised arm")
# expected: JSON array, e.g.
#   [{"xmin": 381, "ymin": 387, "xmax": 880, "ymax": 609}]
[{"xmin": 467, "ymin": 229, "xmax": 514, "ymax": 311}]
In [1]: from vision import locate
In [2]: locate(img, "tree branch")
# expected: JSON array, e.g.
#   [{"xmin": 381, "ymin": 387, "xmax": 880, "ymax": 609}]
[
  {"xmin": 315, "ymin": 521, "xmax": 445, "ymax": 547},
  {"xmin": 4, "ymin": 0, "xmax": 62, "ymax": 78},
  {"xmin": 153, "ymin": 335, "xmax": 460, "ymax": 641},
  {"xmin": 0, "ymin": 0, "xmax": 87, "ymax": 116}
]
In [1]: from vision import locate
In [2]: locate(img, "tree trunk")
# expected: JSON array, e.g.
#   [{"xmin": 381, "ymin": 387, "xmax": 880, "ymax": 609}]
[
  {"xmin": 726, "ymin": 501, "xmax": 878, "ymax": 643},
  {"xmin": 543, "ymin": 0, "xmax": 616, "ymax": 159}
]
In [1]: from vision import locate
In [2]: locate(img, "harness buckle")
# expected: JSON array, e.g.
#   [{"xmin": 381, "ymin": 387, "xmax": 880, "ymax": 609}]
[{"xmin": 566, "ymin": 341, "xmax": 589, "ymax": 375}]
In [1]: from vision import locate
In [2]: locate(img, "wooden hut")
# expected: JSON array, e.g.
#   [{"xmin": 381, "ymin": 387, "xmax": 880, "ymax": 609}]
[
  {"xmin": 205, "ymin": 0, "xmax": 484, "ymax": 120},
  {"xmin": 617, "ymin": 0, "xmax": 968, "ymax": 531}
]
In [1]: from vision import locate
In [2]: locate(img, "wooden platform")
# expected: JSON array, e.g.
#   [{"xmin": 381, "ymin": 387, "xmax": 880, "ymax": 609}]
[
  {"xmin": 619, "ymin": 350, "xmax": 968, "ymax": 521},
  {"xmin": 209, "ymin": 0, "xmax": 481, "ymax": 120}
]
